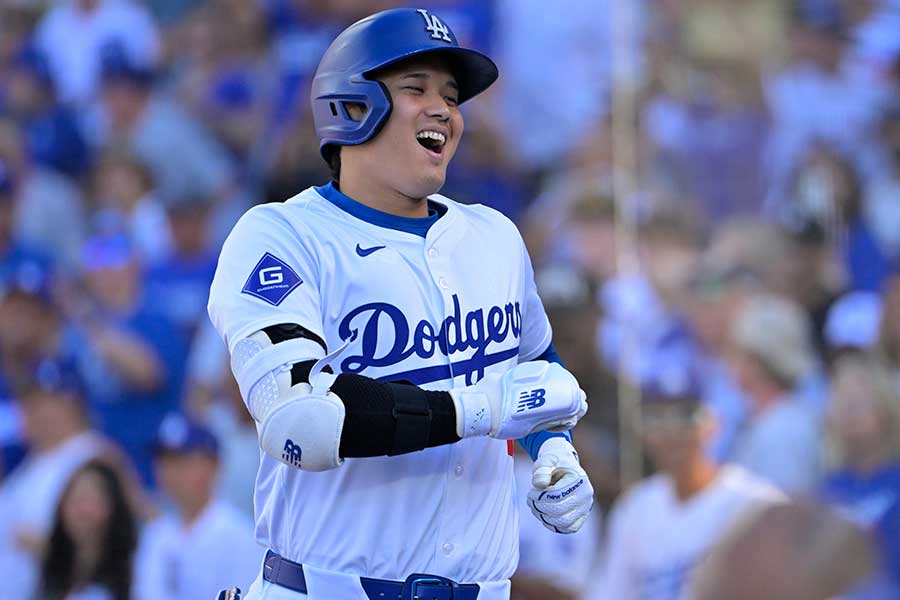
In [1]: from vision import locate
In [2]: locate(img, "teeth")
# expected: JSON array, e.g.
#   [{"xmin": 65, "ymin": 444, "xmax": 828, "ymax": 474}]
[{"xmin": 416, "ymin": 131, "xmax": 446, "ymax": 145}]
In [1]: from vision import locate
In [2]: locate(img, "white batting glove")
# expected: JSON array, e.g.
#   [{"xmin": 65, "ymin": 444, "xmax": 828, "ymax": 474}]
[
  {"xmin": 527, "ymin": 437, "xmax": 594, "ymax": 534},
  {"xmin": 449, "ymin": 361, "xmax": 587, "ymax": 440}
]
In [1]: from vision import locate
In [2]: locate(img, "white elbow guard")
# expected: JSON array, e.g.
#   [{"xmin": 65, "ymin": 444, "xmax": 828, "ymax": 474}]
[{"xmin": 231, "ymin": 331, "xmax": 344, "ymax": 471}]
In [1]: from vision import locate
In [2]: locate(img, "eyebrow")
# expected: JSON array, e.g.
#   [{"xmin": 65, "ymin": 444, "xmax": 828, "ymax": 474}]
[{"xmin": 399, "ymin": 72, "xmax": 459, "ymax": 91}]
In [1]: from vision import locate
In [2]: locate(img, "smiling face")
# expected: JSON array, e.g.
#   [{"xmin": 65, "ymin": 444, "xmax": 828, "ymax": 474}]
[{"xmin": 341, "ymin": 55, "xmax": 463, "ymax": 202}]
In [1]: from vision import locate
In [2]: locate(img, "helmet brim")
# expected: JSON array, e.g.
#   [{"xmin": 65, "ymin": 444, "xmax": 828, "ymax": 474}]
[{"xmin": 363, "ymin": 46, "xmax": 498, "ymax": 105}]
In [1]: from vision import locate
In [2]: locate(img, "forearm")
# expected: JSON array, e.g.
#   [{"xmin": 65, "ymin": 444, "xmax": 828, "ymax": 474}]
[
  {"xmin": 90, "ymin": 326, "xmax": 163, "ymax": 390},
  {"xmin": 289, "ymin": 361, "xmax": 461, "ymax": 458},
  {"xmin": 518, "ymin": 341, "xmax": 571, "ymax": 459},
  {"xmin": 231, "ymin": 325, "xmax": 586, "ymax": 470}
]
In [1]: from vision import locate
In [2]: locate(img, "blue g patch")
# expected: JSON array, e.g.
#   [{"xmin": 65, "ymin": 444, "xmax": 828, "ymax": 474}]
[{"xmin": 242, "ymin": 253, "xmax": 302, "ymax": 306}]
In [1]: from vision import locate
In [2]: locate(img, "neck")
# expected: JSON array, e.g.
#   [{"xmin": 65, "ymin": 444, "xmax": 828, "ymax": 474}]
[
  {"xmin": 36, "ymin": 422, "xmax": 85, "ymax": 453},
  {"xmin": 337, "ymin": 173, "xmax": 429, "ymax": 219},
  {"xmin": 179, "ymin": 494, "xmax": 212, "ymax": 526},
  {"xmin": 672, "ymin": 461, "xmax": 719, "ymax": 502},
  {"xmin": 847, "ymin": 442, "xmax": 894, "ymax": 474},
  {"xmin": 750, "ymin": 384, "xmax": 785, "ymax": 416},
  {"xmin": 74, "ymin": 536, "xmax": 103, "ymax": 582}
]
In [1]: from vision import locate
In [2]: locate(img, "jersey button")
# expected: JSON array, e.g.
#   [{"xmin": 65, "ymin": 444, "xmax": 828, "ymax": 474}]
[
  {"xmin": 454, "ymin": 464, "xmax": 463, "ymax": 477},
  {"xmin": 428, "ymin": 247, "xmax": 439, "ymax": 258},
  {"xmin": 439, "ymin": 277, "xmax": 449, "ymax": 289},
  {"xmin": 442, "ymin": 543, "xmax": 454, "ymax": 555}
]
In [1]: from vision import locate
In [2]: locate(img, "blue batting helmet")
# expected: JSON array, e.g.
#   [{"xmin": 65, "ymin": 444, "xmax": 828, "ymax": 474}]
[{"xmin": 311, "ymin": 8, "xmax": 498, "ymax": 160}]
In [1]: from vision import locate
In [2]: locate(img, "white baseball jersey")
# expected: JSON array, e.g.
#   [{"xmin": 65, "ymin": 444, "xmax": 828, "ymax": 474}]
[
  {"xmin": 134, "ymin": 500, "xmax": 263, "ymax": 600},
  {"xmin": 595, "ymin": 465, "xmax": 784, "ymax": 600},
  {"xmin": 208, "ymin": 183, "xmax": 553, "ymax": 584}
]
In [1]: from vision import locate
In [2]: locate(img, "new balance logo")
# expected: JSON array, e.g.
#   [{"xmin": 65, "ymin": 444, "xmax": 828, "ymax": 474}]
[
  {"xmin": 517, "ymin": 388, "xmax": 546, "ymax": 412},
  {"xmin": 282, "ymin": 439, "xmax": 302, "ymax": 467},
  {"xmin": 417, "ymin": 9, "xmax": 452, "ymax": 43}
]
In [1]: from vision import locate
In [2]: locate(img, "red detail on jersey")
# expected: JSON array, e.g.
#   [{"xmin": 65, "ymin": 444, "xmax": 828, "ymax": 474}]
[{"xmin": 507, "ymin": 440, "xmax": 514, "ymax": 456}]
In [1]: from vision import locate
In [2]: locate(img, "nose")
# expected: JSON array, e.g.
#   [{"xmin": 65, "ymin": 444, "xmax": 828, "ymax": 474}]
[{"xmin": 424, "ymin": 92, "xmax": 450, "ymax": 121}]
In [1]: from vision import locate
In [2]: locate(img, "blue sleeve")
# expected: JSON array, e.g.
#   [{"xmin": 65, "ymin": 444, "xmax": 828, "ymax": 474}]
[{"xmin": 516, "ymin": 342, "xmax": 573, "ymax": 461}]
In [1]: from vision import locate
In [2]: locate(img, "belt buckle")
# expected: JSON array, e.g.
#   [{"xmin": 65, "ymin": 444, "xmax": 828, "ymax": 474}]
[{"xmin": 402, "ymin": 573, "xmax": 457, "ymax": 600}]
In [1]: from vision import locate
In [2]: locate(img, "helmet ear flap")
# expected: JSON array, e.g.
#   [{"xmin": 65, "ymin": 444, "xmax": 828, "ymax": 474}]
[{"xmin": 311, "ymin": 78, "xmax": 392, "ymax": 160}]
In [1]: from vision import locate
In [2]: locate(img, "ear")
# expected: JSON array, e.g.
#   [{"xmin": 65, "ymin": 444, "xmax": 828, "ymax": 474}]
[
  {"xmin": 699, "ymin": 408, "xmax": 718, "ymax": 444},
  {"xmin": 344, "ymin": 102, "xmax": 367, "ymax": 122}
]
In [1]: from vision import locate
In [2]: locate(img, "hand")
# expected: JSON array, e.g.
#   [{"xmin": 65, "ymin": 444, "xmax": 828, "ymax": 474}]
[
  {"xmin": 527, "ymin": 438, "xmax": 594, "ymax": 534},
  {"xmin": 450, "ymin": 361, "xmax": 588, "ymax": 440}
]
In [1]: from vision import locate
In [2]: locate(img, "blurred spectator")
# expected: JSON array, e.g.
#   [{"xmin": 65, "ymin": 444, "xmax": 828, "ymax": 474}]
[
  {"xmin": 525, "ymin": 179, "xmax": 617, "ymax": 282},
  {"xmin": 491, "ymin": 0, "xmax": 617, "ymax": 174},
  {"xmin": 34, "ymin": 0, "xmax": 160, "ymax": 106},
  {"xmin": 0, "ymin": 260, "xmax": 66, "ymax": 394},
  {"xmin": 683, "ymin": 261, "xmax": 758, "ymax": 462},
  {"xmin": 0, "ymin": 118, "xmax": 86, "ymax": 271},
  {"xmin": 782, "ymin": 143, "xmax": 892, "ymax": 292},
  {"xmin": 876, "ymin": 267, "xmax": 900, "ymax": 386},
  {"xmin": 134, "ymin": 413, "xmax": 262, "ymax": 600},
  {"xmin": 643, "ymin": 17, "xmax": 771, "ymax": 223},
  {"xmin": 206, "ymin": 372, "xmax": 258, "ymax": 519},
  {"xmin": 167, "ymin": 0, "xmax": 274, "ymax": 165},
  {"xmin": 691, "ymin": 501, "xmax": 876, "ymax": 600},
  {"xmin": 65, "ymin": 235, "xmax": 190, "ymax": 486},
  {"xmin": 143, "ymin": 193, "xmax": 218, "ymax": 338},
  {"xmin": 95, "ymin": 42, "xmax": 235, "ymax": 206},
  {"xmin": 764, "ymin": 0, "xmax": 886, "ymax": 194},
  {"xmin": 0, "ymin": 260, "xmax": 64, "ymax": 480},
  {"xmin": 2, "ymin": 44, "xmax": 90, "ymax": 178},
  {"xmin": 863, "ymin": 104, "xmax": 900, "ymax": 260},
  {"xmin": 821, "ymin": 353, "xmax": 900, "ymax": 599},
  {"xmin": 0, "ymin": 359, "xmax": 122, "ymax": 600},
  {"xmin": 89, "ymin": 149, "xmax": 173, "ymax": 264},
  {"xmin": 36, "ymin": 460, "xmax": 138, "ymax": 600},
  {"xmin": 597, "ymin": 368, "xmax": 783, "ymax": 599},
  {"xmin": 725, "ymin": 293, "xmax": 824, "ymax": 493},
  {"xmin": 598, "ymin": 211, "xmax": 700, "ymax": 387}
]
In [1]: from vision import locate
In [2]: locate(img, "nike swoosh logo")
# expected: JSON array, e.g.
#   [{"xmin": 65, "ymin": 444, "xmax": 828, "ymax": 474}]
[{"xmin": 356, "ymin": 244, "xmax": 386, "ymax": 257}]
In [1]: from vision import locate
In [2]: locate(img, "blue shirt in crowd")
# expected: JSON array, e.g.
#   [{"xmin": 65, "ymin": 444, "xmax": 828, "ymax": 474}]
[{"xmin": 822, "ymin": 463, "xmax": 900, "ymax": 600}]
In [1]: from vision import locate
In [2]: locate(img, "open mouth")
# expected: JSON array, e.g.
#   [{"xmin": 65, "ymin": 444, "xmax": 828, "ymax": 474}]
[{"xmin": 416, "ymin": 130, "xmax": 447, "ymax": 155}]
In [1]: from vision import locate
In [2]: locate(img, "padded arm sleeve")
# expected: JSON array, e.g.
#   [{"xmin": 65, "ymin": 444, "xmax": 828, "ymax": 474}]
[{"xmin": 289, "ymin": 361, "xmax": 461, "ymax": 457}]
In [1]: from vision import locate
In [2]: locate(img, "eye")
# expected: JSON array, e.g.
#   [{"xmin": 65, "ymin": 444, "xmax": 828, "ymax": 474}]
[
  {"xmin": 445, "ymin": 96, "xmax": 459, "ymax": 107},
  {"xmin": 403, "ymin": 86, "xmax": 424, "ymax": 94}
]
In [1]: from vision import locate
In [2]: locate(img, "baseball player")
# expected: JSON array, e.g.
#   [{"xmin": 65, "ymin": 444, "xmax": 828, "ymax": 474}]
[{"xmin": 207, "ymin": 8, "xmax": 594, "ymax": 600}]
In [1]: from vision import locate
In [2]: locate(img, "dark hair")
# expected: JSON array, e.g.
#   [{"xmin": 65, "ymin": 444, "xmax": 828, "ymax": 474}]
[
  {"xmin": 37, "ymin": 461, "xmax": 138, "ymax": 600},
  {"xmin": 325, "ymin": 146, "xmax": 341, "ymax": 183}
]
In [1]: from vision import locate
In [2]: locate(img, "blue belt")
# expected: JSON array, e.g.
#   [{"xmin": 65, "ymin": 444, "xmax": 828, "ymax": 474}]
[{"xmin": 263, "ymin": 550, "xmax": 480, "ymax": 600}]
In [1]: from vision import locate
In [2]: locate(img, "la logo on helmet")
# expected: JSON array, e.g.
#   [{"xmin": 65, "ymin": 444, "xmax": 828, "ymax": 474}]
[{"xmin": 417, "ymin": 9, "xmax": 452, "ymax": 43}]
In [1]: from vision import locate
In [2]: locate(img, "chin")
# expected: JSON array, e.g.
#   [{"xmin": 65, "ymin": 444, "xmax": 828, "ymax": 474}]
[{"xmin": 408, "ymin": 172, "xmax": 446, "ymax": 199}]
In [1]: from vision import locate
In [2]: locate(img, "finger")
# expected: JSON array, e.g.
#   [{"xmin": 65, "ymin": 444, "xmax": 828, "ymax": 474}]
[
  {"xmin": 532, "ymin": 464, "xmax": 555, "ymax": 489},
  {"xmin": 559, "ymin": 514, "xmax": 588, "ymax": 534}
]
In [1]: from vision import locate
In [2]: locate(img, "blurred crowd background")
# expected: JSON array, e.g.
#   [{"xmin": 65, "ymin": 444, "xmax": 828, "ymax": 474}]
[{"xmin": 0, "ymin": 0, "xmax": 898, "ymax": 599}]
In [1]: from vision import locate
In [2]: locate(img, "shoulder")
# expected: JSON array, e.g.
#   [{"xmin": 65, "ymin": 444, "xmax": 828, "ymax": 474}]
[
  {"xmin": 207, "ymin": 500, "xmax": 255, "ymax": 533},
  {"xmin": 612, "ymin": 474, "xmax": 670, "ymax": 520},
  {"xmin": 434, "ymin": 194, "xmax": 519, "ymax": 229},
  {"xmin": 225, "ymin": 189, "xmax": 326, "ymax": 242},
  {"xmin": 751, "ymin": 402, "xmax": 818, "ymax": 442},
  {"xmin": 720, "ymin": 465, "xmax": 787, "ymax": 501},
  {"xmin": 432, "ymin": 195, "xmax": 524, "ymax": 246},
  {"xmin": 140, "ymin": 512, "xmax": 179, "ymax": 544}
]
